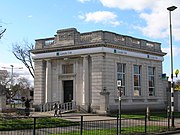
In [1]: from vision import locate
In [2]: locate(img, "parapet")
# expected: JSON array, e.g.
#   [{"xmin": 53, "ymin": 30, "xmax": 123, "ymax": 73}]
[{"xmin": 35, "ymin": 28, "xmax": 162, "ymax": 53}]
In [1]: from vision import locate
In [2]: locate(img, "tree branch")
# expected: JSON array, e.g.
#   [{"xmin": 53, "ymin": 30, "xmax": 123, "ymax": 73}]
[{"xmin": 12, "ymin": 41, "xmax": 34, "ymax": 78}]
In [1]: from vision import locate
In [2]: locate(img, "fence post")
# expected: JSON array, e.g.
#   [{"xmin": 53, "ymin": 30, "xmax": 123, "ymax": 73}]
[
  {"xmin": 120, "ymin": 108, "xmax": 121, "ymax": 134},
  {"xmin": 167, "ymin": 106, "xmax": 170, "ymax": 130},
  {"xmin": 33, "ymin": 117, "xmax": 36, "ymax": 135},
  {"xmin": 146, "ymin": 106, "xmax": 150, "ymax": 121},
  {"xmin": 145, "ymin": 112, "xmax": 147, "ymax": 133},
  {"xmin": 116, "ymin": 114, "xmax": 118, "ymax": 135},
  {"xmin": 80, "ymin": 116, "xmax": 83, "ymax": 135}
]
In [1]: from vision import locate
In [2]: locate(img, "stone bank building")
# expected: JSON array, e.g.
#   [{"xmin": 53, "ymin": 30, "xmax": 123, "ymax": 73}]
[{"xmin": 32, "ymin": 28, "xmax": 167, "ymax": 114}]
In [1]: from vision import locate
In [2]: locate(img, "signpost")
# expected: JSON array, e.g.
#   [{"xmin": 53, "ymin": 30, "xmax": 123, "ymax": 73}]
[{"xmin": 117, "ymin": 80, "xmax": 123, "ymax": 134}]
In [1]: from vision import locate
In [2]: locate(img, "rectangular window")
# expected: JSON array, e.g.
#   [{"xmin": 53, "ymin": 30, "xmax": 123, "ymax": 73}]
[
  {"xmin": 117, "ymin": 63, "xmax": 126, "ymax": 95},
  {"xmin": 134, "ymin": 65, "xmax": 141, "ymax": 96},
  {"xmin": 148, "ymin": 67, "xmax": 155, "ymax": 96},
  {"xmin": 62, "ymin": 64, "xmax": 73, "ymax": 74}
]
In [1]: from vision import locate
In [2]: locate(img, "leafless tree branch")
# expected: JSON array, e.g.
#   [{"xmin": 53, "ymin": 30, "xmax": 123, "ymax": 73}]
[
  {"xmin": 0, "ymin": 26, "xmax": 6, "ymax": 39},
  {"xmin": 12, "ymin": 41, "xmax": 34, "ymax": 78}
]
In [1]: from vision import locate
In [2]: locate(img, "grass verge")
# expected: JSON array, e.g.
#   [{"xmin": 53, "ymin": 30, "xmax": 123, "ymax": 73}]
[
  {"xmin": 51, "ymin": 126, "xmax": 168, "ymax": 135},
  {"xmin": 0, "ymin": 117, "xmax": 79, "ymax": 131}
]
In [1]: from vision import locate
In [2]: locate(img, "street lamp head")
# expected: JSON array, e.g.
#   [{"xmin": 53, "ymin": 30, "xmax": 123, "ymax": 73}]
[{"xmin": 167, "ymin": 6, "xmax": 177, "ymax": 11}]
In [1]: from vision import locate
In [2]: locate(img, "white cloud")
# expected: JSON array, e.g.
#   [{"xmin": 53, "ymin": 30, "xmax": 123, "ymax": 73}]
[
  {"xmin": 79, "ymin": 11, "xmax": 121, "ymax": 26},
  {"xmin": 99, "ymin": 0, "xmax": 154, "ymax": 11},
  {"xmin": 0, "ymin": 63, "xmax": 34, "ymax": 86},
  {"xmin": 78, "ymin": 0, "xmax": 90, "ymax": 3},
  {"xmin": 28, "ymin": 15, "xmax": 33, "ymax": 18},
  {"xmin": 137, "ymin": 11, "xmax": 168, "ymax": 39},
  {"xmin": 162, "ymin": 46, "xmax": 180, "ymax": 57},
  {"xmin": 174, "ymin": 28, "xmax": 180, "ymax": 41},
  {"xmin": 98, "ymin": 0, "xmax": 180, "ymax": 41}
]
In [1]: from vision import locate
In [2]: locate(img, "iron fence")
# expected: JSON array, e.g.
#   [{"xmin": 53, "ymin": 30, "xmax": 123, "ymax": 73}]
[{"xmin": 0, "ymin": 112, "xmax": 172, "ymax": 135}]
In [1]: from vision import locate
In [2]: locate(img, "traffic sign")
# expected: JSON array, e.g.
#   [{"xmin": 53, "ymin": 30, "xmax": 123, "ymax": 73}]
[{"xmin": 117, "ymin": 80, "xmax": 121, "ymax": 87}]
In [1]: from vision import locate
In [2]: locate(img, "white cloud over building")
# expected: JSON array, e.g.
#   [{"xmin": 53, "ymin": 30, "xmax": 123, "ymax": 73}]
[{"xmin": 79, "ymin": 11, "xmax": 121, "ymax": 26}]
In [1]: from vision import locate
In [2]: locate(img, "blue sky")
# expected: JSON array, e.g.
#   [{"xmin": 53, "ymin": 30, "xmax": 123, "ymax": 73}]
[{"xmin": 0, "ymin": 0, "xmax": 180, "ymax": 81}]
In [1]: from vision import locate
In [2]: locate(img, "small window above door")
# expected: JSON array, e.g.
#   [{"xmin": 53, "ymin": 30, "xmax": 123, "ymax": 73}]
[{"xmin": 62, "ymin": 64, "xmax": 73, "ymax": 74}]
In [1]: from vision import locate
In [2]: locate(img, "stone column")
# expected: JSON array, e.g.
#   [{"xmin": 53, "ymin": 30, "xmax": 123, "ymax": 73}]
[
  {"xmin": 45, "ymin": 60, "xmax": 52, "ymax": 103},
  {"xmin": 82, "ymin": 55, "xmax": 90, "ymax": 111}
]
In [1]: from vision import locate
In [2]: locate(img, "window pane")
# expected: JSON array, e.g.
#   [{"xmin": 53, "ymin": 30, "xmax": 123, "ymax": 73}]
[
  {"xmin": 117, "ymin": 63, "xmax": 126, "ymax": 95},
  {"xmin": 149, "ymin": 76, "xmax": 154, "ymax": 87},
  {"xmin": 134, "ymin": 75, "xmax": 138, "ymax": 86},
  {"xmin": 134, "ymin": 65, "xmax": 139, "ymax": 74},
  {"xmin": 149, "ymin": 88, "xmax": 154, "ymax": 96},
  {"xmin": 123, "ymin": 64, "xmax": 126, "ymax": 73},
  {"xmin": 134, "ymin": 65, "xmax": 141, "ymax": 96},
  {"xmin": 134, "ymin": 87, "xmax": 141, "ymax": 96},
  {"xmin": 134, "ymin": 65, "xmax": 141, "ymax": 74},
  {"xmin": 117, "ymin": 63, "xmax": 122, "ymax": 72},
  {"xmin": 148, "ymin": 67, "xmax": 154, "ymax": 75},
  {"xmin": 148, "ymin": 67, "xmax": 155, "ymax": 96},
  {"xmin": 139, "ymin": 76, "xmax": 141, "ymax": 86},
  {"xmin": 117, "ymin": 74, "xmax": 123, "ymax": 80},
  {"xmin": 122, "ymin": 74, "xmax": 125, "ymax": 85}
]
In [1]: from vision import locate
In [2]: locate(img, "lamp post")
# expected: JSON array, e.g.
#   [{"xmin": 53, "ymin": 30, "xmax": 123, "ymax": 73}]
[
  {"xmin": 167, "ymin": 5, "xmax": 177, "ymax": 127},
  {"xmin": 10, "ymin": 65, "xmax": 14, "ymax": 106}
]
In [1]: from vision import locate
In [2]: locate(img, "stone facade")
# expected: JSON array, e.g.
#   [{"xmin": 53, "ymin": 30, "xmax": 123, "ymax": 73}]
[{"xmin": 32, "ymin": 28, "xmax": 167, "ymax": 113}]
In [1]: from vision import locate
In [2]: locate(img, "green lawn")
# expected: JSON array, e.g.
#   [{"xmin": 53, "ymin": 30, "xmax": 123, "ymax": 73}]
[
  {"xmin": 51, "ymin": 126, "xmax": 168, "ymax": 135},
  {"xmin": 0, "ymin": 117, "xmax": 79, "ymax": 131},
  {"xmin": 112, "ymin": 112, "xmax": 180, "ymax": 120}
]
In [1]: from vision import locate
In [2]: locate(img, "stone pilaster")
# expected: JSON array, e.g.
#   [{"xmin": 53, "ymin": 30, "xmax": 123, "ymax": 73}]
[
  {"xmin": 33, "ymin": 60, "xmax": 46, "ymax": 105},
  {"xmin": 90, "ymin": 54, "xmax": 104, "ymax": 110},
  {"xmin": 82, "ymin": 55, "xmax": 90, "ymax": 111},
  {"xmin": 45, "ymin": 60, "xmax": 52, "ymax": 103}
]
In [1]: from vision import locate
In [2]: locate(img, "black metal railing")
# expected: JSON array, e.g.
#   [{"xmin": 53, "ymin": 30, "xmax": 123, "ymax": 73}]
[
  {"xmin": 39, "ymin": 101, "xmax": 76, "ymax": 113},
  {"xmin": 0, "ymin": 112, "xmax": 174, "ymax": 135}
]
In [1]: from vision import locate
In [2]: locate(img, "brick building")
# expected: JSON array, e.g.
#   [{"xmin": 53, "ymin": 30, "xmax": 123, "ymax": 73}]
[{"xmin": 32, "ymin": 28, "xmax": 167, "ymax": 114}]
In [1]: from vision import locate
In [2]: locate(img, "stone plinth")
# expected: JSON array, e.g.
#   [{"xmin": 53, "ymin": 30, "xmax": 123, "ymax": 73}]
[{"xmin": 97, "ymin": 91, "xmax": 110, "ymax": 114}]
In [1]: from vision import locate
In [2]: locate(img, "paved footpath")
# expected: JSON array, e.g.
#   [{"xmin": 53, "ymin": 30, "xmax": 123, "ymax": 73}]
[
  {"xmin": 31, "ymin": 111, "xmax": 116, "ymax": 121},
  {"xmin": 175, "ymin": 119, "xmax": 180, "ymax": 128},
  {"xmin": 31, "ymin": 111, "xmax": 180, "ymax": 124}
]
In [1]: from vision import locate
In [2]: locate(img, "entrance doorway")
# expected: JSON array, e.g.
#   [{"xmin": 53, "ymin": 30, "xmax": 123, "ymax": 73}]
[{"xmin": 63, "ymin": 80, "xmax": 73, "ymax": 103}]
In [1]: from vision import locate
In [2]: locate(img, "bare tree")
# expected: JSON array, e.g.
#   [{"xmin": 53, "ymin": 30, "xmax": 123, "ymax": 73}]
[
  {"xmin": 0, "ymin": 26, "xmax": 6, "ymax": 39},
  {"xmin": 0, "ymin": 69, "xmax": 33, "ymax": 101},
  {"xmin": 0, "ymin": 70, "xmax": 10, "ymax": 96},
  {"xmin": 12, "ymin": 41, "xmax": 34, "ymax": 78},
  {"xmin": 17, "ymin": 77, "xmax": 32, "ymax": 99},
  {"xmin": 0, "ymin": 70, "xmax": 20, "ymax": 99}
]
